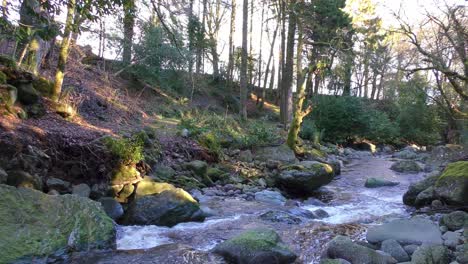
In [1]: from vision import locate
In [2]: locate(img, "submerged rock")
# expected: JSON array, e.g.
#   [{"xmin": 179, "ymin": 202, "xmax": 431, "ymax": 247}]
[
  {"xmin": 259, "ymin": 210, "xmax": 302, "ymax": 224},
  {"xmin": 364, "ymin": 178, "xmax": 399, "ymax": 188},
  {"xmin": 0, "ymin": 184, "xmax": 115, "ymax": 263},
  {"xmin": 122, "ymin": 188, "xmax": 205, "ymax": 227},
  {"xmin": 213, "ymin": 228, "xmax": 297, "ymax": 264},
  {"xmin": 276, "ymin": 162, "xmax": 334, "ymax": 196},
  {"xmin": 324, "ymin": 236, "xmax": 397, "ymax": 264},
  {"xmin": 390, "ymin": 160, "xmax": 422, "ymax": 173},
  {"xmin": 366, "ymin": 218, "xmax": 442, "ymax": 245}
]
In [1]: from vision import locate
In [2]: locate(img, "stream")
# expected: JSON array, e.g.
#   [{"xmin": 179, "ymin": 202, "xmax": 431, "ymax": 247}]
[{"xmin": 115, "ymin": 152, "xmax": 427, "ymax": 263}]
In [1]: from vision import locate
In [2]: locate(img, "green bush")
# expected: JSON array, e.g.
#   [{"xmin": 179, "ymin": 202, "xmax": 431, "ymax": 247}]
[{"xmin": 103, "ymin": 134, "xmax": 144, "ymax": 165}]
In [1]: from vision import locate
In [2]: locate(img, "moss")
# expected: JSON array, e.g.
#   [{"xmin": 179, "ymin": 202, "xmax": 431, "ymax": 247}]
[
  {"xmin": 0, "ymin": 55, "xmax": 17, "ymax": 69},
  {"xmin": 0, "ymin": 185, "xmax": 115, "ymax": 263},
  {"xmin": 438, "ymin": 161, "xmax": 468, "ymax": 181},
  {"xmin": 226, "ymin": 228, "xmax": 281, "ymax": 251},
  {"xmin": 111, "ymin": 164, "xmax": 141, "ymax": 185},
  {"xmin": 33, "ymin": 76, "xmax": 55, "ymax": 97},
  {"xmin": 103, "ymin": 135, "xmax": 144, "ymax": 165},
  {"xmin": 0, "ymin": 71, "xmax": 6, "ymax": 85}
]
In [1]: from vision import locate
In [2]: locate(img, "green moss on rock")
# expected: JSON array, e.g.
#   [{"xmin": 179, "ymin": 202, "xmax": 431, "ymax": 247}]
[
  {"xmin": 32, "ymin": 76, "xmax": 54, "ymax": 97},
  {"xmin": 0, "ymin": 71, "xmax": 7, "ymax": 85},
  {"xmin": 435, "ymin": 161, "xmax": 468, "ymax": 205},
  {"xmin": 111, "ymin": 164, "xmax": 141, "ymax": 186},
  {"xmin": 0, "ymin": 184, "xmax": 115, "ymax": 263}
]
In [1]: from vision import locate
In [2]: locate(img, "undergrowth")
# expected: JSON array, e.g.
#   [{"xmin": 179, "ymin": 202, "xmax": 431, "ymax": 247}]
[
  {"xmin": 179, "ymin": 110, "xmax": 280, "ymax": 155},
  {"xmin": 103, "ymin": 133, "xmax": 145, "ymax": 165}
]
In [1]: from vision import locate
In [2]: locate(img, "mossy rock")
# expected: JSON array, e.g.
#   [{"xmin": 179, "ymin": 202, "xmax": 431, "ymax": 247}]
[
  {"xmin": 32, "ymin": 76, "xmax": 55, "ymax": 97},
  {"xmin": 0, "ymin": 84, "xmax": 17, "ymax": 107},
  {"xmin": 435, "ymin": 161, "xmax": 468, "ymax": 205},
  {"xmin": 207, "ymin": 167, "xmax": 230, "ymax": 183},
  {"xmin": 16, "ymin": 81, "xmax": 40, "ymax": 105},
  {"xmin": 135, "ymin": 177, "xmax": 176, "ymax": 198},
  {"xmin": 54, "ymin": 101, "xmax": 76, "ymax": 119},
  {"xmin": 213, "ymin": 228, "xmax": 297, "ymax": 264},
  {"xmin": 6, "ymin": 170, "xmax": 42, "ymax": 190},
  {"xmin": 0, "ymin": 184, "xmax": 115, "ymax": 263},
  {"xmin": 111, "ymin": 164, "xmax": 141, "ymax": 186}
]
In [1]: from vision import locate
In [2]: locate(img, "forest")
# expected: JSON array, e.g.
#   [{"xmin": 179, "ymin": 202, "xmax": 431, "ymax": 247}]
[{"xmin": 0, "ymin": 0, "xmax": 467, "ymax": 264}]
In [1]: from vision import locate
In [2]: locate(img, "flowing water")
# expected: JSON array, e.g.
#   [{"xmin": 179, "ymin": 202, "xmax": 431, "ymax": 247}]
[{"xmin": 115, "ymin": 153, "xmax": 427, "ymax": 263}]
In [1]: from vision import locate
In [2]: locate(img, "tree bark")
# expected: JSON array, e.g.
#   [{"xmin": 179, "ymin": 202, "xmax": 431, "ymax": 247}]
[
  {"xmin": 256, "ymin": 5, "xmax": 265, "ymax": 105},
  {"xmin": 122, "ymin": 0, "xmax": 136, "ymax": 64},
  {"xmin": 239, "ymin": 0, "xmax": 248, "ymax": 119},
  {"xmin": 226, "ymin": 0, "xmax": 236, "ymax": 86},
  {"xmin": 52, "ymin": 0, "xmax": 76, "ymax": 102},
  {"xmin": 280, "ymin": 0, "xmax": 296, "ymax": 126},
  {"xmin": 260, "ymin": 22, "xmax": 279, "ymax": 108}
]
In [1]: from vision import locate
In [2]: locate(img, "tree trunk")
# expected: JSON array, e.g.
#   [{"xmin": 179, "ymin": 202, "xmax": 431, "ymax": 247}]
[
  {"xmin": 256, "ymin": 6, "xmax": 265, "ymax": 104},
  {"xmin": 227, "ymin": 0, "xmax": 236, "ymax": 86},
  {"xmin": 280, "ymin": 0, "xmax": 296, "ymax": 126},
  {"xmin": 277, "ymin": 0, "xmax": 285, "ymax": 105},
  {"xmin": 122, "ymin": 0, "xmax": 135, "ymax": 64},
  {"xmin": 52, "ymin": 0, "xmax": 76, "ymax": 102},
  {"xmin": 196, "ymin": 0, "xmax": 207, "ymax": 74},
  {"xmin": 239, "ymin": 0, "xmax": 248, "ymax": 119},
  {"xmin": 260, "ymin": 22, "xmax": 279, "ymax": 108},
  {"xmin": 287, "ymin": 17, "xmax": 310, "ymax": 151},
  {"xmin": 370, "ymin": 71, "xmax": 378, "ymax": 99},
  {"xmin": 342, "ymin": 52, "xmax": 353, "ymax": 96},
  {"xmin": 2, "ymin": 0, "xmax": 7, "ymax": 18}
]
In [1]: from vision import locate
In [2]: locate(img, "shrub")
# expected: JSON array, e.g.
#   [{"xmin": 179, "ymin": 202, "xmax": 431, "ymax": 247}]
[{"xmin": 103, "ymin": 134, "xmax": 144, "ymax": 165}]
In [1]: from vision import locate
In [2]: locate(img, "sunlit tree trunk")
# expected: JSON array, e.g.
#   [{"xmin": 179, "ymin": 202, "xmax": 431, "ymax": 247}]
[
  {"xmin": 276, "ymin": 0, "xmax": 285, "ymax": 104},
  {"xmin": 239, "ymin": 0, "xmax": 248, "ymax": 119},
  {"xmin": 52, "ymin": 0, "xmax": 76, "ymax": 102},
  {"xmin": 2, "ymin": 0, "xmax": 7, "ymax": 18},
  {"xmin": 280, "ymin": 0, "xmax": 296, "ymax": 126},
  {"xmin": 256, "ymin": 6, "xmax": 265, "ymax": 105},
  {"xmin": 260, "ymin": 22, "xmax": 279, "ymax": 108},
  {"xmin": 248, "ymin": 0, "xmax": 253, "ymax": 87},
  {"xmin": 122, "ymin": 0, "xmax": 135, "ymax": 64}
]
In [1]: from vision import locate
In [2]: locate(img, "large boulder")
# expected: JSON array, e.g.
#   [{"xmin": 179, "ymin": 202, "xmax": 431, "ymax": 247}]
[
  {"xmin": 411, "ymin": 244, "xmax": 451, "ymax": 264},
  {"xmin": 213, "ymin": 228, "xmax": 297, "ymax": 264},
  {"xmin": 390, "ymin": 161, "xmax": 422, "ymax": 173},
  {"xmin": 439, "ymin": 211, "xmax": 468, "ymax": 231},
  {"xmin": 15, "ymin": 81, "xmax": 40, "ymax": 105},
  {"xmin": 259, "ymin": 210, "xmax": 302, "ymax": 225},
  {"xmin": 393, "ymin": 149, "xmax": 419, "ymax": 160},
  {"xmin": 255, "ymin": 144, "xmax": 297, "ymax": 164},
  {"xmin": 365, "ymin": 178, "xmax": 399, "ymax": 188},
  {"xmin": 403, "ymin": 172, "xmax": 440, "ymax": 206},
  {"xmin": 122, "ymin": 188, "xmax": 205, "ymax": 227},
  {"xmin": 324, "ymin": 236, "xmax": 397, "ymax": 264},
  {"xmin": 0, "ymin": 184, "xmax": 115, "ymax": 263},
  {"xmin": 276, "ymin": 161, "xmax": 334, "ymax": 196},
  {"xmin": 135, "ymin": 177, "xmax": 176, "ymax": 198},
  {"xmin": 434, "ymin": 161, "xmax": 468, "ymax": 205},
  {"xmin": 366, "ymin": 218, "xmax": 442, "ymax": 245}
]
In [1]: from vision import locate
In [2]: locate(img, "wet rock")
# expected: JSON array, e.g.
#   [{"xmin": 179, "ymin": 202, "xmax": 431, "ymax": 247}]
[
  {"xmin": 239, "ymin": 150, "xmax": 253, "ymax": 162},
  {"xmin": 72, "ymin": 183, "xmax": 91, "ymax": 198},
  {"xmin": 381, "ymin": 239, "xmax": 410, "ymax": 262},
  {"xmin": 440, "ymin": 211, "xmax": 468, "ymax": 231},
  {"xmin": 455, "ymin": 244, "xmax": 468, "ymax": 263},
  {"xmin": 442, "ymin": 231, "xmax": 462, "ymax": 249},
  {"xmin": 259, "ymin": 210, "xmax": 302, "ymax": 224},
  {"xmin": 431, "ymin": 200, "xmax": 444, "ymax": 208},
  {"xmin": 122, "ymin": 188, "xmax": 205, "ymax": 227},
  {"xmin": 154, "ymin": 165, "xmax": 176, "ymax": 180},
  {"xmin": 320, "ymin": 259, "xmax": 351, "ymax": 264},
  {"xmin": 411, "ymin": 244, "xmax": 450, "ymax": 264},
  {"xmin": 366, "ymin": 218, "xmax": 442, "ymax": 245},
  {"xmin": 48, "ymin": 189, "xmax": 60, "ymax": 195},
  {"xmin": 324, "ymin": 236, "xmax": 397, "ymax": 264},
  {"xmin": 6, "ymin": 170, "xmax": 42, "ymax": 190},
  {"xmin": 287, "ymin": 208, "xmax": 317, "ymax": 219},
  {"xmin": 313, "ymin": 209, "xmax": 330, "ymax": 219},
  {"xmin": 98, "ymin": 197, "xmax": 124, "ymax": 220},
  {"xmin": 434, "ymin": 161, "xmax": 468, "ymax": 205},
  {"xmin": 255, "ymin": 144, "xmax": 297, "ymax": 164},
  {"xmin": 364, "ymin": 178, "xmax": 399, "ymax": 188},
  {"xmin": 46, "ymin": 177, "xmax": 71, "ymax": 193},
  {"xmin": 390, "ymin": 160, "xmax": 422, "ymax": 173},
  {"xmin": 254, "ymin": 190, "xmax": 286, "ymax": 206},
  {"xmin": 403, "ymin": 172, "xmax": 440, "ymax": 206},
  {"xmin": 277, "ymin": 162, "xmax": 334, "ymax": 196},
  {"xmin": 303, "ymin": 197, "xmax": 327, "ymax": 206},
  {"xmin": 0, "ymin": 184, "xmax": 115, "ymax": 264},
  {"xmin": 70, "ymin": 243, "xmax": 225, "ymax": 264},
  {"xmin": 213, "ymin": 228, "xmax": 297, "ymax": 264},
  {"xmin": 403, "ymin": 244, "xmax": 419, "ymax": 255}
]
